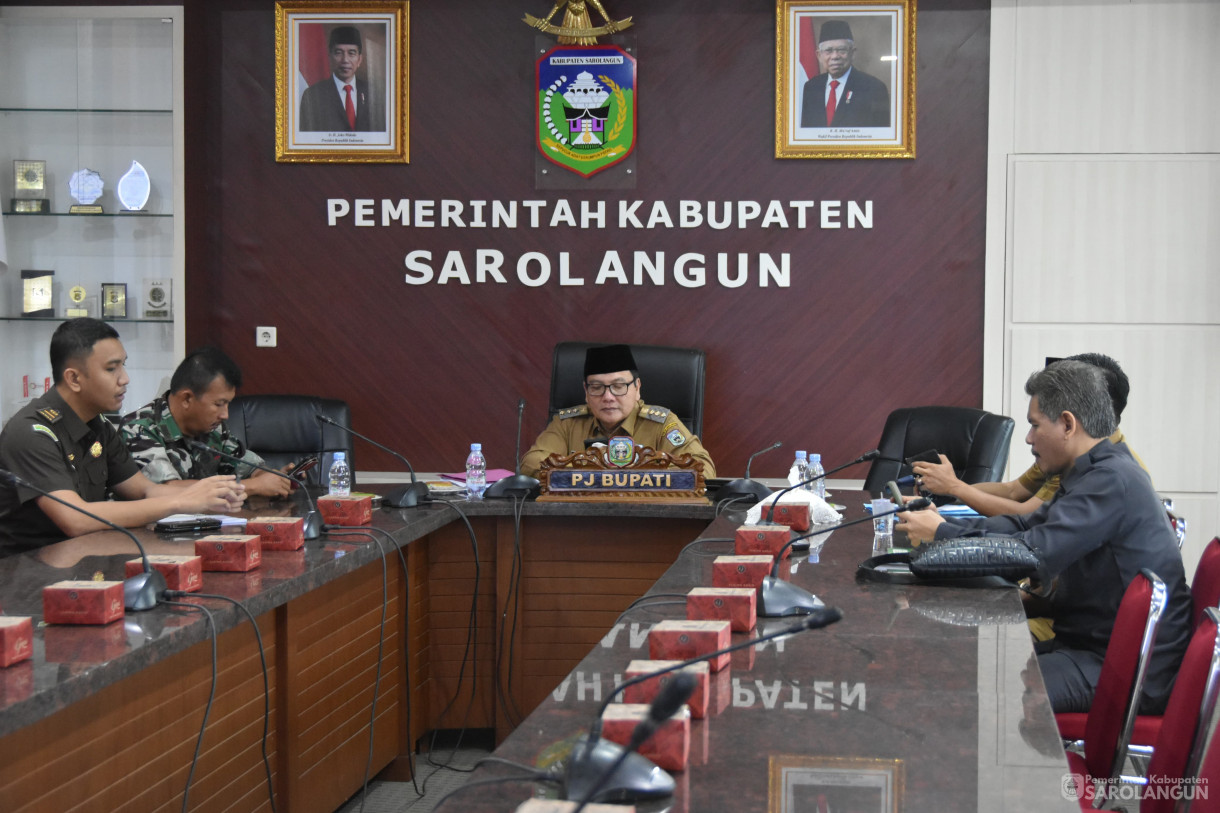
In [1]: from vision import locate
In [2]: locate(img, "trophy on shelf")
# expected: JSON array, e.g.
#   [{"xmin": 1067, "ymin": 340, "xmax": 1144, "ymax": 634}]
[
  {"xmin": 21, "ymin": 270, "xmax": 55, "ymax": 317},
  {"xmin": 12, "ymin": 160, "xmax": 50, "ymax": 214},
  {"xmin": 143, "ymin": 279, "xmax": 171, "ymax": 319},
  {"xmin": 101, "ymin": 283, "xmax": 127, "ymax": 319},
  {"xmin": 68, "ymin": 168, "xmax": 104, "ymax": 214},
  {"xmin": 117, "ymin": 161, "xmax": 151, "ymax": 212},
  {"xmin": 66, "ymin": 285, "xmax": 91, "ymax": 318}
]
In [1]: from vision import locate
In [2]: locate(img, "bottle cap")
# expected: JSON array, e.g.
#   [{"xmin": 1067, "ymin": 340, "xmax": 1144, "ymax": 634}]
[
  {"xmin": 334, "ymin": 452, "xmax": 346, "ymax": 461},
  {"xmin": 471, "ymin": 443, "xmax": 482, "ymax": 451},
  {"xmin": 795, "ymin": 450, "xmax": 807, "ymax": 459},
  {"xmin": 810, "ymin": 453, "xmax": 821, "ymax": 463}
]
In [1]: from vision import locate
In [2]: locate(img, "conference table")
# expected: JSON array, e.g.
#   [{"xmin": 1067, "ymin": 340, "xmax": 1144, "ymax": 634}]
[{"xmin": 0, "ymin": 485, "xmax": 1073, "ymax": 812}]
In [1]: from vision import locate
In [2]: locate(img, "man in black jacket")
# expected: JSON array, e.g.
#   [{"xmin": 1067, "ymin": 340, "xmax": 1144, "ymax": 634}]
[{"xmin": 897, "ymin": 360, "xmax": 1190, "ymax": 714}]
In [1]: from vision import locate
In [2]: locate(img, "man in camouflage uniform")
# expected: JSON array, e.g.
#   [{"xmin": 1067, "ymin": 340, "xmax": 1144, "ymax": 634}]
[
  {"xmin": 0, "ymin": 319, "xmax": 241, "ymax": 554},
  {"xmin": 121, "ymin": 348, "xmax": 292, "ymax": 498},
  {"xmin": 521, "ymin": 344, "xmax": 715, "ymax": 479}
]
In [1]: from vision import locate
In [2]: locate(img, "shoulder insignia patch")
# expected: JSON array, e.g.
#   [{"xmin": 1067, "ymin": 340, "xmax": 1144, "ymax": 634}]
[
  {"xmin": 639, "ymin": 405, "xmax": 671, "ymax": 424},
  {"xmin": 559, "ymin": 405, "xmax": 589, "ymax": 419},
  {"xmin": 36, "ymin": 408, "xmax": 61, "ymax": 423},
  {"xmin": 32, "ymin": 424, "xmax": 60, "ymax": 443},
  {"xmin": 666, "ymin": 428, "xmax": 687, "ymax": 446}
]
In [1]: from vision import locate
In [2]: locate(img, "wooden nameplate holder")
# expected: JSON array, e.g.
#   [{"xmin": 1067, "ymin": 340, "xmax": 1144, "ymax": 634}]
[{"xmin": 537, "ymin": 444, "xmax": 707, "ymax": 504}]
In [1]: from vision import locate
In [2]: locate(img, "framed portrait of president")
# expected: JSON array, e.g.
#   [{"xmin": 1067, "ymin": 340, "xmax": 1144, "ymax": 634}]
[
  {"xmin": 775, "ymin": 0, "xmax": 915, "ymax": 159},
  {"xmin": 275, "ymin": 2, "xmax": 409, "ymax": 163}
]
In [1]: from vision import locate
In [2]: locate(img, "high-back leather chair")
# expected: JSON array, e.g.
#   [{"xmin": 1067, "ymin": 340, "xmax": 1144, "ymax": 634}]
[
  {"xmin": 548, "ymin": 342, "xmax": 706, "ymax": 437},
  {"xmin": 862, "ymin": 405, "xmax": 1015, "ymax": 496},
  {"xmin": 227, "ymin": 395, "xmax": 353, "ymax": 487}
]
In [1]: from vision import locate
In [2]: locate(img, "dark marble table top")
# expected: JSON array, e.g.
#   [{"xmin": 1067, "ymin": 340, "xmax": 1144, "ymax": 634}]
[
  {"xmin": 0, "ymin": 490, "xmax": 713, "ymax": 738},
  {"xmin": 431, "ymin": 506, "xmax": 1076, "ymax": 813}
]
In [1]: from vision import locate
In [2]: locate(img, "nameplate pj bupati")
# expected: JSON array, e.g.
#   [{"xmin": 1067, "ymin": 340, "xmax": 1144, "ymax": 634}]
[
  {"xmin": 548, "ymin": 469, "xmax": 697, "ymax": 492},
  {"xmin": 538, "ymin": 442, "xmax": 707, "ymax": 504}
]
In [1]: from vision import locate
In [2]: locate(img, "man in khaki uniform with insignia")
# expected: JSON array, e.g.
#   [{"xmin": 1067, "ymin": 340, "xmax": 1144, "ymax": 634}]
[
  {"xmin": 0, "ymin": 319, "xmax": 244, "ymax": 556},
  {"xmin": 521, "ymin": 344, "xmax": 716, "ymax": 479}
]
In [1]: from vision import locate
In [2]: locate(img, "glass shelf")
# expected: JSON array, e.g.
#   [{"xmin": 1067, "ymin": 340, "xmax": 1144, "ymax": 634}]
[
  {"xmin": 0, "ymin": 107, "xmax": 172, "ymax": 115},
  {"xmin": 3, "ymin": 211, "xmax": 172, "ymax": 218},
  {"xmin": 0, "ymin": 316, "xmax": 172, "ymax": 324}
]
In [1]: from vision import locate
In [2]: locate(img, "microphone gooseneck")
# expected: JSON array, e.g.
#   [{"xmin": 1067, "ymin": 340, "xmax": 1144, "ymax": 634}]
[
  {"xmin": 484, "ymin": 397, "xmax": 541, "ymax": 500},
  {"xmin": 0, "ymin": 468, "xmax": 167, "ymax": 611},
  {"xmin": 189, "ymin": 441, "xmax": 322, "ymax": 539},
  {"xmin": 715, "ymin": 441, "xmax": 783, "ymax": 507},
  {"xmin": 758, "ymin": 500, "xmax": 929, "ymax": 618},
  {"xmin": 313, "ymin": 414, "xmax": 429, "ymax": 508},
  {"xmin": 562, "ymin": 606, "xmax": 843, "ymax": 804},
  {"xmin": 764, "ymin": 448, "xmax": 880, "ymax": 523}
]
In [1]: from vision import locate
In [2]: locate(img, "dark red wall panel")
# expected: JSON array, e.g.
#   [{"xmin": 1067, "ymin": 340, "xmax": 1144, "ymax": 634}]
[{"xmin": 183, "ymin": 0, "xmax": 990, "ymax": 476}]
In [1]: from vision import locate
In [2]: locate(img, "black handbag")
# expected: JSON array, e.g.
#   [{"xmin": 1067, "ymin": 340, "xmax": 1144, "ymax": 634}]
[{"xmin": 857, "ymin": 536, "xmax": 1040, "ymax": 584}]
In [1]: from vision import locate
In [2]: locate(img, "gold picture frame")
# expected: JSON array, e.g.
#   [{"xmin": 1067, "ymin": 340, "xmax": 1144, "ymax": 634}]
[
  {"xmin": 775, "ymin": 0, "xmax": 915, "ymax": 159},
  {"xmin": 275, "ymin": 1, "xmax": 409, "ymax": 163},
  {"xmin": 769, "ymin": 755, "xmax": 904, "ymax": 813}
]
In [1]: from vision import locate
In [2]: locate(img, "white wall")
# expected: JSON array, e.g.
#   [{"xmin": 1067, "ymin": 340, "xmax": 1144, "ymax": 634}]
[{"xmin": 985, "ymin": 0, "xmax": 1220, "ymax": 580}]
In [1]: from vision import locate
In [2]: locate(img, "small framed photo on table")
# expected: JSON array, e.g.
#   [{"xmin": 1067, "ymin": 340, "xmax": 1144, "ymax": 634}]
[
  {"xmin": 275, "ymin": 1, "xmax": 409, "ymax": 163},
  {"xmin": 775, "ymin": 0, "xmax": 916, "ymax": 159}
]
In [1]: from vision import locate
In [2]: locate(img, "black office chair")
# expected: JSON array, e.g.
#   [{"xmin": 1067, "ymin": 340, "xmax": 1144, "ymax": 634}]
[
  {"xmin": 549, "ymin": 341, "xmax": 706, "ymax": 437},
  {"xmin": 227, "ymin": 395, "xmax": 353, "ymax": 487},
  {"xmin": 862, "ymin": 406, "xmax": 1015, "ymax": 497}
]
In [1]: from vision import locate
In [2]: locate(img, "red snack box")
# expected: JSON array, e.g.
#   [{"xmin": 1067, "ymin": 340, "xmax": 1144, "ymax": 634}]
[
  {"xmin": 195, "ymin": 535, "xmax": 262, "ymax": 572},
  {"xmin": 42, "ymin": 581, "xmax": 124, "ymax": 625},
  {"xmin": 767, "ymin": 501, "xmax": 811, "ymax": 532},
  {"xmin": 125, "ymin": 555, "xmax": 203, "ymax": 592},
  {"xmin": 248, "ymin": 516, "xmax": 306, "ymax": 551},
  {"xmin": 686, "ymin": 587, "xmax": 757, "ymax": 633},
  {"xmin": 734, "ymin": 524, "xmax": 791, "ymax": 558},
  {"xmin": 622, "ymin": 660, "xmax": 711, "ymax": 719},
  {"xmin": 0, "ymin": 617, "xmax": 33, "ymax": 667},
  {"xmin": 712, "ymin": 555, "xmax": 774, "ymax": 590},
  {"xmin": 317, "ymin": 494, "xmax": 372, "ymax": 527},
  {"xmin": 648, "ymin": 620, "xmax": 731, "ymax": 672},
  {"xmin": 601, "ymin": 703, "xmax": 691, "ymax": 771}
]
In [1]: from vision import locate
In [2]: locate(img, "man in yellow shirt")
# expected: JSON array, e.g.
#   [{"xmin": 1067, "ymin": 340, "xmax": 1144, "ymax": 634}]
[
  {"xmin": 913, "ymin": 353, "xmax": 1145, "ymax": 516},
  {"xmin": 521, "ymin": 344, "xmax": 715, "ymax": 479}
]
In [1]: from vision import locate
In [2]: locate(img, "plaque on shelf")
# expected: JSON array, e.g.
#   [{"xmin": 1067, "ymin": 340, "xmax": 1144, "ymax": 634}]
[
  {"xmin": 117, "ymin": 161, "xmax": 151, "ymax": 212},
  {"xmin": 143, "ymin": 279, "xmax": 171, "ymax": 318},
  {"xmin": 12, "ymin": 160, "xmax": 50, "ymax": 213},
  {"xmin": 21, "ymin": 270, "xmax": 55, "ymax": 317},
  {"xmin": 101, "ymin": 283, "xmax": 127, "ymax": 319},
  {"xmin": 66, "ymin": 285, "xmax": 89, "ymax": 318},
  {"xmin": 68, "ymin": 168, "xmax": 104, "ymax": 214}
]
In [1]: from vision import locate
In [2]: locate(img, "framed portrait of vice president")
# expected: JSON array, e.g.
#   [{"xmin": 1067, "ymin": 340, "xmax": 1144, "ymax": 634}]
[
  {"xmin": 276, "ymin": 2, "xmax": 409, "ymax": 163},
  {"xmin": 775, "ymin": 0, "xmax": 915, "ymax": 159}
]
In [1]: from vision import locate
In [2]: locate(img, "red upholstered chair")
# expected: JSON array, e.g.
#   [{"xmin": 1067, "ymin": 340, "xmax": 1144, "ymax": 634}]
[
  {"xmin": 1186, "ymin": 685, "xmax": 1220, "ymax": 813},
  {"xmin": 1140, "ymin": 607, "xmax": 1220, "ymax": 813},
  {"xmin": 1124, "ymin": 537, "xmax": 1220, "ymax": 757},
  {"xmin": 1059, "ymin": 570, "xmax": 1168, "ymax": 803}
]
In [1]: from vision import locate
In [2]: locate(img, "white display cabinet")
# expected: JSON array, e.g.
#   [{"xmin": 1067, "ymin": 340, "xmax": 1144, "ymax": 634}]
[{"xmin": 0, "ymin": 6, "xmax": 184, "ymax": 421}]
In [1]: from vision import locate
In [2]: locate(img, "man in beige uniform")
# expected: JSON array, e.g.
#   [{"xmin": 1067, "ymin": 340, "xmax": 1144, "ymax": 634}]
[{"xmin": 521, "ymin": 344, "xmax": 716, "ymax": 479}]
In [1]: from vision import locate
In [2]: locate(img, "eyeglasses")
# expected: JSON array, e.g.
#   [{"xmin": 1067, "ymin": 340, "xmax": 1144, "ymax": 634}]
[
  {"xmin": 585, "ymin": 378, "xmax": 637, "ymax": 397},
  {"xmin": 818, "ymin": 46, "xmax": 853, "ymax": 56}
]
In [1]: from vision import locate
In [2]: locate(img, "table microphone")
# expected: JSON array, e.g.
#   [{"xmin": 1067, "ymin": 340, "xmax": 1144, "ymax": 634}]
[
  {"xmin": 560, "ymin": 606, "xmax": 843, "ymax": 803},
  {"xmin": 484, "ymin": 397, "xmax": 541, "ymax": 499},
  {"xmin": 758, "ymin": 499, "xmax": 930, "ymax": 617},
  {"xmin": 188, "ymin": 442, "xmax": 322, "ymax": 539},
  {"xmin": 571, "ymin": 671, "xmax": 699, "ymax": 813},
  {"xmin": 715, "ymin": 441, "xmax": 782, "ymax": 506},
  {"xmin": 314, "ymin": 414, "xmax": 429, "ymax": 508},
  {"xmin": 764, "ymin": 448, "xmax": 880, "ymax": 523},
  {"xmin": 0, "ymin": 468, "xmax": 167, "ymax": 611}
]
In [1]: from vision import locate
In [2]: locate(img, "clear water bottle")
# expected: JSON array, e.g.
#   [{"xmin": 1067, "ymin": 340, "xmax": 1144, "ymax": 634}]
[
  {"xmin": 808, "ymin": 453, "xmax": 826, "ymax": 500},
  {"xmin": 327, "ymin": 451, "xmax": 351, "ymax": 497},
  {"xmin": 789, "ymin": 450, "xmax": 808, "ymax": 486},
  {"xmin": 466, "ymin": 443, "xmax": 487, "ymax": 500}
]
